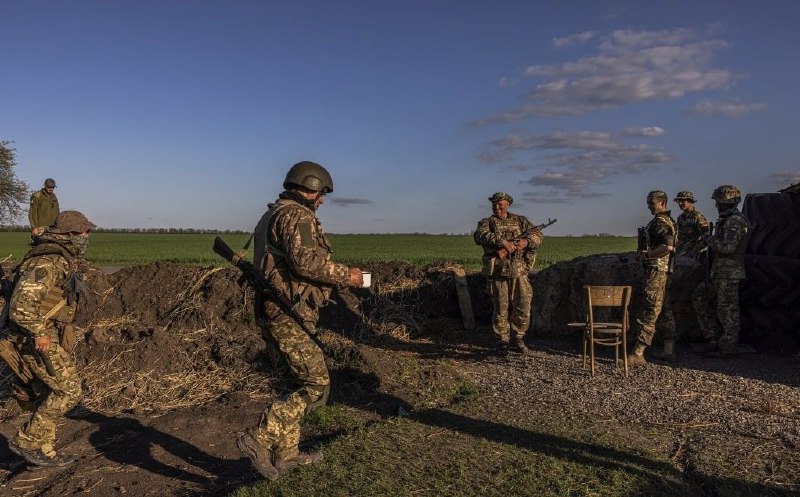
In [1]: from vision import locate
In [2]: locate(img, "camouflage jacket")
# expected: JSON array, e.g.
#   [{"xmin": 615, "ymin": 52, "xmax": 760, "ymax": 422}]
[
  {"xmin": 676, "ymin": 208, "xmax": 710, "ymax": 256},
  {"xmin": 8, "ymin": 246, "xmax": 77, "ymax": 339},
  {"xmin": 474, "ymin": 212, "xmax": 543, "ymax": 279},
  {"xmin": 28, "ymin": 189, "xmax": 60, "ymax": 230},
  {"xmin": 643, "ymin": 211, "xmax": 677, "ymax": 272},
  {"xmin": 254, "ymin": 193, "xmax": 350, "ymax": 324},
  {"xmin": 709, "ymin": 208, "xmax": 749, "ymax": 279}
]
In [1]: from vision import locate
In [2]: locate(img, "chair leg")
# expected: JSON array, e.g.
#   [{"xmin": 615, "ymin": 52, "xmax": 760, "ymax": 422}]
[
  {"xmin": 622, "ymin": 330, "xmax": 629, "ymax": 377},
  {"xmin": 582, "ymin": 328, "xmax": 588, "ymax": 369},
  {"xmin": 590, "ymin": 331, "xmax": 595, "ymax": 376}
]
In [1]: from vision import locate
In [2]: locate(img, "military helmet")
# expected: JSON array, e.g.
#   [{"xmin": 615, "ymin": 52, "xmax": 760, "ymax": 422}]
[
  {"xmin": 711, "ymin": 184, "xmax": 741, "ymax": 204},
  {"xmin": 52, "ymin": 210, "xmax": 96, "ymax": 233},
  {"xmin": 489, "ymin": 191, "xmax": 513, "ymax": 204},
  {"xmin": 673, "ymin": 191, "xmax": 696, "ymax": 202},
  {"xmin": 647, "ymin": 190, "xmax": 668, "ymax": 202},
  {"xmin": 44, "ymin": 178, "xmax": 56, "ymax": 188},
  {"xmin": 283, "ymin": 161, "xmax": 334, "ymax": 193}
]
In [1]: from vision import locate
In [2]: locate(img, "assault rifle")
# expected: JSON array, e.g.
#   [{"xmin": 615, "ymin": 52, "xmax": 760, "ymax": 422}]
[
  {"xmin": 212, "ymin": 236, "xmax": 315, "ymax": 337},
  {"xmin": 496, "ymin": 218, "xmax": 557, "ymax": 260}
]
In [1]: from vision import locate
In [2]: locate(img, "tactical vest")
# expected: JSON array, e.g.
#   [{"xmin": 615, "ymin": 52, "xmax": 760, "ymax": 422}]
[
  {"xmin": 12, "ymin": 242, "xmax": 79, "ymax": 324},
  {"xmin": 643, "ymin": 212, "xmax": 677, "ymax": 273},
  {"xmin": 711, "ymin": 210, "xmax": 750, "ymax": 279},
  {"xmin": 252, "ymin": 199, "xmax": 333, "ymax": 321},
  {"xmin": 482, "ymin": 214, "xmax": 535, "ymax": 278}
]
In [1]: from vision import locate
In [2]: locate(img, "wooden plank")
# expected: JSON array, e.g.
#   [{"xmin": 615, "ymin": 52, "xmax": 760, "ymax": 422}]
[{"xmin": 452, "ymin": 265, "xmax": 475, "ymax": 330}]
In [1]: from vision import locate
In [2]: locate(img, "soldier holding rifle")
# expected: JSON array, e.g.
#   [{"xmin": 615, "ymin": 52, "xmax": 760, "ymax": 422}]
[
  {"xmin": 627, "ymin": 191, "xmax": 677, "ymax": 366},
  {"xmin": 233, "ymin": 161, "xmax": 363, "ymax": 480},
  {"xmin": 474, "ymin": 192, "xmax": 544, "ymax": 354}
]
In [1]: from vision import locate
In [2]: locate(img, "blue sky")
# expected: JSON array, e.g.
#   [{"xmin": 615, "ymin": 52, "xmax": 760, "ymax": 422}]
[{"xmin": 2, "ymin": 0, "xmax": 799, "ymax": 235}]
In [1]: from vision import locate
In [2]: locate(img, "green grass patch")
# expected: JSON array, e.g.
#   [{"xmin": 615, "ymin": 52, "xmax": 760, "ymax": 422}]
[{"xmin": 0, "ymin": 232, "xmax": 635, "ymax": 269}]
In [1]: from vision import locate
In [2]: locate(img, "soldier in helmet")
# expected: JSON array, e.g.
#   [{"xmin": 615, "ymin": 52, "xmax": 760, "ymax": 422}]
[
  {"xmin": 0, "ymin": 210, "xmax": 94, "ymax": 467},
  {"xmin": 627, "ymin": 191, "xmax": 677, "ymax": 366},
  {"xmin": 28, "ymin": 178, "xmax": 60, "ymax": 239},
  {"xmin": 691, "ymin": 185, "xmax": 750, "ymax": 357},
  {"xmin": 474, "ymin": 192, "xmax": 543, "ymax": 354},
  {"xmin": 236, "ymin": 161, "xmax": 364, "ymax": 480},
  {"xmin": 673, "ymin": 191, "xmax": 710, "ymax": 258}
]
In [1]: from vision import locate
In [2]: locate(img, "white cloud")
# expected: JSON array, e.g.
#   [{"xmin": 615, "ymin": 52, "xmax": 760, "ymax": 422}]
[
  {"xmin": 621, "ymin": 126, "xmax": 666, "ymax": 137},
  {"xmin": 552, "ymin": 31, "xmax": 597, "ymax": 49},
  {"xmin": 473, "ymin": 25, "xmax": 735, "ymax": 123},
  {"xmin": 479, "ymin": 130, "xmax": 673, "ymax": 197},
  {"xmin": 332, "ymin": 198, "xmax": 373, "ymax": 206},
  {"xmin": 691, "ymin": 98, "xmax": 767, "ymax": 118}
]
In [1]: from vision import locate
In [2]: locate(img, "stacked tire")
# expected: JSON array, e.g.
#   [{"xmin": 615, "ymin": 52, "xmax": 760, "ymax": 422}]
[{"xmin": 741, "ymin": 192, "xmax": 800, "ymax": 350}]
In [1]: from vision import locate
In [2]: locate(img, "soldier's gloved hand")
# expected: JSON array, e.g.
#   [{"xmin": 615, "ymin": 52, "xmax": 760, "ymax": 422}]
[
  {"xmin": 501, "ymin": 240, "xmax": 517, "ymax": 254},
  {"xmin": 515, "ymin": 239, "xmax": 529, "ymax": 250},
  {"xmin": 34, "ymin": 335, "xmax": 51, "ymax": 354},
  {"xmin": 348, "ymin": 267, "xmax": 364, "ymax": 288}
]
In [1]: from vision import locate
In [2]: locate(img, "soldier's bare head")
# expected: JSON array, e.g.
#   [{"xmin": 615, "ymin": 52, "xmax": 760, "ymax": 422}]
[{"xmin": 646, "ymin": 191, "xmax": 668, "ymax": 215}]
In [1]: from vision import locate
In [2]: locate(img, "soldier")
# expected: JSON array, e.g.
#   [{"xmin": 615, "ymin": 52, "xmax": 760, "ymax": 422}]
[
  {"xmin": 0, "ymin": 210, "xmax": 94, "ymax": 467},
  {"xmin": 236, "ymin": 161, "xmax": 364, "ymax": 480},
  {"xmin": 628, "ymin": 191, "xmax": 677, "ymax": 366},
  {"xmin": 691, "ymin": 185, "xmax": 750, "ymax": 357},
  {"xmin": 28, "ymin": 178, "xmax": 60, "ymax": 237},
  {"xmin": 473, "ymin": 192, "xmax": 543, "ymax": 354},
  {"xmin": 673, "ymin": 191, "xmax": 710, "ymax": 257}
]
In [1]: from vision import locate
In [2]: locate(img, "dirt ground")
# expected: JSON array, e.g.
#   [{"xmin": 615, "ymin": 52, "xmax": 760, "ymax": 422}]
[{"xmin": 0, "ymin": 261, "xmax": 798, "ymax": 496}]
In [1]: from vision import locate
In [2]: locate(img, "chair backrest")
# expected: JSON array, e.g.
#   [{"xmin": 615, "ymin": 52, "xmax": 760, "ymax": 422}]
[
  {"xmin": 584, "ymin": 285, "xmax": 632, "ymax": 308},
  {"xmin": 584, "ymin": 285, "xmax": 632, "ymax": 327}
]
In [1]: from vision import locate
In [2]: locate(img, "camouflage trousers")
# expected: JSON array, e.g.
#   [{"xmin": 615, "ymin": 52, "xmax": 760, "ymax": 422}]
[
  {"xmin": 254, "ymin": 313, "xmax": 330, "ymax": 460},
  {"xmin": 631, "ymin": 268, "xmax": 676, "ymax": 347},
  {"xmin": 489, "ymin": 276, "xmax": 533, "ymax": 343},
  {"xmin": 691, "ymin": 278, "xmax": 741, "ymax": 354},
  {"xmin": 0, "ymin": 328, "xmax": 82, "ymax": 456}
]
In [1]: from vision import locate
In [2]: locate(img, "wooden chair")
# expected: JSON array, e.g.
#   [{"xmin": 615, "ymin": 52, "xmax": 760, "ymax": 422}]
[{"xmin": 581, "ymin": 285, "xmax": 632, "ymax": 377}]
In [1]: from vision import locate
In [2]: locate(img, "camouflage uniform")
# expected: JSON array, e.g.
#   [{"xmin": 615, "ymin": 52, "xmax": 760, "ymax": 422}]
[
  {"xmin": 631, "ymin": 210, "xmax": 677, "ymax": 347},
  {"xmin": 691, "ymin": 205, "xmax": 749, "ymax": 354},
  {"xmin": 474, "ymin": 202, "xmax": 543, "ymax": 346},
  {"xmin": 676, "ymin": 209, "xmax": 710, "ymax": 257},
  {"xmin": 29, "ymin": 188, "xmax": 60, "ymax": 232},
  {"xmin": 0, "ymin": 232, "xmax": 85, "ymax": 461},
  {"xmin": 249, "ymin": 191, "xmax": 350, "ymax": 463}
]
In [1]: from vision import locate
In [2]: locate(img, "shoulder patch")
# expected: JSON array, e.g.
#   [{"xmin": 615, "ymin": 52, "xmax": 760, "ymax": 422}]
[{"xmin": 298, "ymin": 222, "xmax": 315, "ymax": 247}]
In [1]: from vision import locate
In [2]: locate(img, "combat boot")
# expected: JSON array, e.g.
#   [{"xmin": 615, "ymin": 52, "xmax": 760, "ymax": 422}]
[
  {"xmin": 236, "ymin": 430, "xmax": 279, "ymax": 480},
  {"xmin": 514, "ymin": 338, "xmax": 531, "ymax": 355},
  {"xmin": 626, "ymin": 343, "xmax": 647, "ymax": 367},
  {"xmin": 690, "ymin": 338, "xmax": 717, "ymax": 353},
  {"xmin": 8, "ymin": 440, "xmax": 75, "ymax": 467},
  {"xmin": 274, "ymin": 450, "xmax": 324, "ymax": 474}
]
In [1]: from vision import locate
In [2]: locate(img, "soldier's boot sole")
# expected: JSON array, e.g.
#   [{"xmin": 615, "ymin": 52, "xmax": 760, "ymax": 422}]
[{"xmin": 236, "ymin": 432, "xmax": 279, "ymax": 480}]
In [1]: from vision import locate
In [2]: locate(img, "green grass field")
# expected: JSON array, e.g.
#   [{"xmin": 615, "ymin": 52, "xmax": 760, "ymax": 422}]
[{"xmin": 0, "ymin": 232, "xmax": 635, "ymax": 269}]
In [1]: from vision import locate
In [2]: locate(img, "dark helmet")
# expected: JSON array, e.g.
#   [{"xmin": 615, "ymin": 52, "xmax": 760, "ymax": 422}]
[
  {"xmin": 489, "ymin": 191, "xmax": 513, "ymax": 204},
  {"xmin": 647, "ymin": 190, "xmax": 668, "ymax": 202},
  {"xmin": 711, "ymin": 184, "xmax": 741, "ymax": 204},
  {"xmin": 52, "ymin": 210, "xmax": 96, "ymax": 233},
  {"xmin": 283, "ymin": 161, "xmax": 334, "ymax": 193},
  {"xmin": 44, "ymin": 178, "xmax": 56, "ymax": 188},
  {"xmin": 673, "ymin": 191, "xmax": 696, "ymax": 203}
]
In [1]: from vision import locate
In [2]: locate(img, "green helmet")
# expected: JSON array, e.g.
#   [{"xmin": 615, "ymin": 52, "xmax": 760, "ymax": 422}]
[
  {"xmin": 711, "ymin": 184, "xmax": 741, "ymax": 204},
  {"xmin": 52, "ymin": 210, "xmax": 96, "ymax": 233},
  {"xmin": 647, "ymin": 190, "xmax": 668, "ymax": 202},
  {"xmin": 44, "ymin": 178, "xmax": 56, "ymax": 188},
  {"xmin": 673, "ymin": 191, "xmax": 696, "ymax": 202},
  {"xmin": 489, "ymin": 191, "xmax": 513, "ymax": 204},
  {"xmin": 283, "ymin": 161, "xmax": 334, "ymax": 193}
]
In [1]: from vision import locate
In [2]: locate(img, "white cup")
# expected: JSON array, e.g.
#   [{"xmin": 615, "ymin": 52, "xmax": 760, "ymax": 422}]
[{"xmin": 361, "ymin": 271, "xmax": 372, "ymax": 288}]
